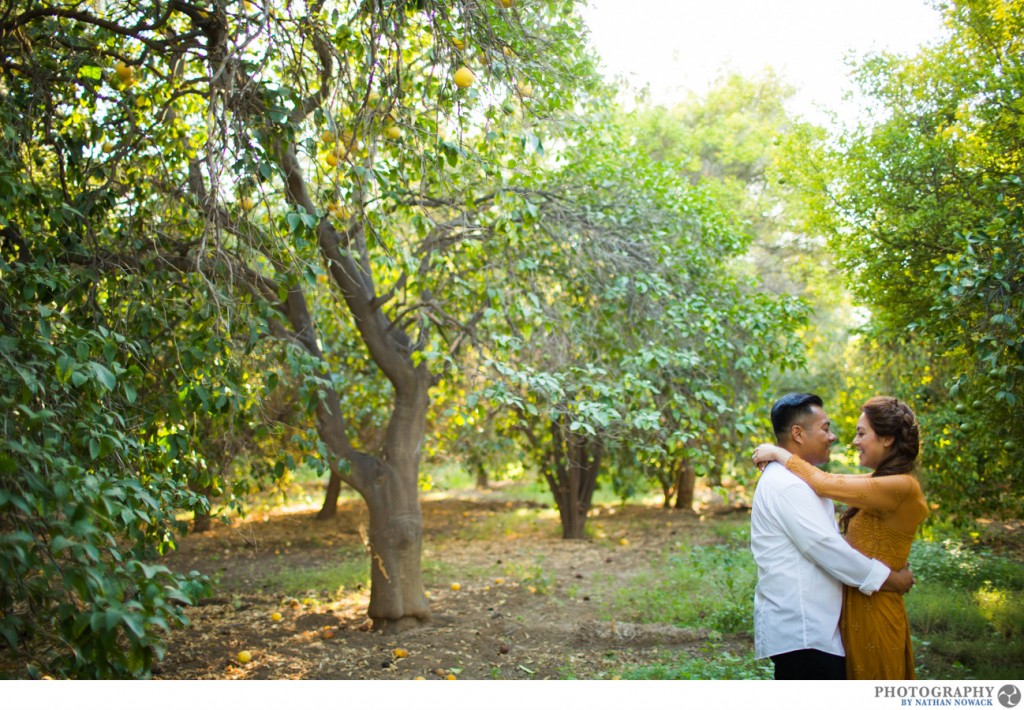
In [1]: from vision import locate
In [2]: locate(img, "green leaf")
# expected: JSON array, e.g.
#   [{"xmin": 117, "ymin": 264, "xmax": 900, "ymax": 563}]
[{"xmin": 88, "ymin": 362, "xmax": 117, "ymax": 391}]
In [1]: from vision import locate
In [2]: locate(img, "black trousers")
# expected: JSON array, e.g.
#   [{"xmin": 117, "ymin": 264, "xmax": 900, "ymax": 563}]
[{"xmin": 770, "ymin": 649, "xmax": 846, "ymax": 680}]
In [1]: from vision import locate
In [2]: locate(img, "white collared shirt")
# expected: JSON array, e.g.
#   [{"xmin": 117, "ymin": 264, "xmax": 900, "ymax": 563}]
[{"xmin": 750, "ymin": 461, "xmax": 891, "ymax": 659}]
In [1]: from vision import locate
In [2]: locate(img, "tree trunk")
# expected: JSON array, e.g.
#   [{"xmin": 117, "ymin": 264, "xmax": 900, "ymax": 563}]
[
  {"xmin": 673, "ymin": 461, "xmax": 696, "ymax": 511},
  {"xmin": 362, "ymin": 465, "xmax": 430, "ymax": 632},
  {"xmin": 474, "ymin": 463, "xmax": 489, "ymax": 491},
  {"xmin": 317, "ymin": 462, "xmax": 343, "ymax": 520},
  {"xmin": 466, "ymin": 451, "xmax": 489, "ymax": 490},
  {"xmin": 543, "ymin": 420, "xmax": 602, "ymax": 539},
  {"xmin": 192, "ymin": 483, "xmax": 213, "ymax": 533},
  {"xmin": 362, "ymin": 379, "xmax": 432, "ymax": 631}
]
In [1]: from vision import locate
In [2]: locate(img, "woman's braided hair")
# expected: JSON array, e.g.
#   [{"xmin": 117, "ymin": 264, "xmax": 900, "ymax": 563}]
[{"xmin": 839, "ymin": 396, "xmax": 920, "ymax": 534}]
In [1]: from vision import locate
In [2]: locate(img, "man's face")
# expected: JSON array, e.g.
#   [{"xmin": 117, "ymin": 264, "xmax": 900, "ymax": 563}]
[{"xmin": 795, "ymin": 405, "xmax": 838, "ymax": 466}]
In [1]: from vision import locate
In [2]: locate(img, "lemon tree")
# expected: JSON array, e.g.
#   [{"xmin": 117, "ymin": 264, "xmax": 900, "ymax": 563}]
[
  {"xmin": 0, "ymin": 0, "xmax": 606, "ymax": 665},
  {"xmin": 789, "ymin": 0, "xmax": 1024, "ymax": 521}
]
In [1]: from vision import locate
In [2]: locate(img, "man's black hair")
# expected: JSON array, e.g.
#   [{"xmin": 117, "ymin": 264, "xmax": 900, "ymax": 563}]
[{"xmin": 770, "ymin": 392, "xmax": 824, "ymax": 440}]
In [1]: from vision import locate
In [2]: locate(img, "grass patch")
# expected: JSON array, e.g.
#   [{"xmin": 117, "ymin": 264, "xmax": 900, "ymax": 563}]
[
  {"xmin": 502, "ymin": 556, "xmax": 555, "ymax": 594},
  {"xmin": 907, "ymin": 539, "xmax": 1024, "ymax": 679},
  {"xmin": 615, "ymin": 644, "xmax": 772, "ymax": 680},
  {"xmin": 261, "ymin": 558, "xmax": 369, "ymax": 599},
  {"xmin": 603, "ymin": 541, "xmax": 757, "ymax": 634}
]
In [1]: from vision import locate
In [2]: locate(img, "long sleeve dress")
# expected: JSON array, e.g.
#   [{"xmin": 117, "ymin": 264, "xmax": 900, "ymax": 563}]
[{"xmin": 784, "ymin": 455, "xmax": 930, "ymax": 680}]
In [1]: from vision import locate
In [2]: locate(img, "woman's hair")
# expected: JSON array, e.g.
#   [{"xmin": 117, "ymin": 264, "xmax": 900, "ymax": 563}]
[{"xmin": 839, "ymin": 396, "xmax": 920, "ymax": 533}]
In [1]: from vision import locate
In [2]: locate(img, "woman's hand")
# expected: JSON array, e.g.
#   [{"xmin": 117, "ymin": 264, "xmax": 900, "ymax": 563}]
[{"xmin": 751, "ymin": 443, "xmax": 792, "ymax": 470}]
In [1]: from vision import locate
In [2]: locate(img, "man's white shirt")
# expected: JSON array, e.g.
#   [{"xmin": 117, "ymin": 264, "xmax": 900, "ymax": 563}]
[{"xmin": 750, "ymin": 461, "xmax": 891, "ymax": 659}]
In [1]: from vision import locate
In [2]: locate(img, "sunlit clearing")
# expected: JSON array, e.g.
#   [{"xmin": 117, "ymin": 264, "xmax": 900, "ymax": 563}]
[{"xmin": 974, "ymin": 586, "xmax": 1008, "ymax": 624}]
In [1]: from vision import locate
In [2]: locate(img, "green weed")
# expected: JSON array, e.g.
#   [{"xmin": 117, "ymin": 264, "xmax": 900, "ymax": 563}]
[
  {"xmin": 906, "ymin": 539, "xmax": 1024, "ymax": 679},
  {"xmin": 909, "ymin": 539, "xmax": 1024, "ymax": 589},
  {"xmin": 502, "ymin": 556, "xmax": 554, "ymax": 594},
  {"xmin": 261, "ymin": 558, "xmax": 369, "ymax": 599},
  {"xmin": 617, "ymin": 645, "xmax": 772, "ymax": 680},
  {"xmin": 603, "ymin": 542, "xmax": 757, "ymax": 634}
]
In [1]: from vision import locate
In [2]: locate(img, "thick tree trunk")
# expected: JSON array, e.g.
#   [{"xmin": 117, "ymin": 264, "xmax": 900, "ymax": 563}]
[
  {"xmin": 363, "ymin": 470, "xmax": 430, "ymax": 632},
  {"xmin": 362, "ymin": 379, "xmax": 432, "ymax": 631},
  {"xmin": 673, "ymin": 461, "xmax": 696, "ymax": 511}
]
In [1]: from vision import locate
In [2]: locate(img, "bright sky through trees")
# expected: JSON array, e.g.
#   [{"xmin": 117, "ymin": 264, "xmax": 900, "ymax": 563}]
[{"xmin": 581, "ymin": 0, "xmax": 947, "ymax": 120}]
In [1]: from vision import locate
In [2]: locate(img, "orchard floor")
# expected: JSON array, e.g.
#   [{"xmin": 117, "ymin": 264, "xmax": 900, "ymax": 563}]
[{"xmin": 158, "ymin": 485, "xmax": 754, "ymax": 680}]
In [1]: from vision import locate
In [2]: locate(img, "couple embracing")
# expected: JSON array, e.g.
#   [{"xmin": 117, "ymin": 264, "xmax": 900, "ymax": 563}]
[{"xmin": 750, "ymin": 393, "xmax": 930, "ymax": 680}]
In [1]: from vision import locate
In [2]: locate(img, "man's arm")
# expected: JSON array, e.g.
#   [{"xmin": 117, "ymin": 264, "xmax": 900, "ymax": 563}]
[{"xmin": 775, "ymin": 477, "xmax": 891, "ymax": 594}]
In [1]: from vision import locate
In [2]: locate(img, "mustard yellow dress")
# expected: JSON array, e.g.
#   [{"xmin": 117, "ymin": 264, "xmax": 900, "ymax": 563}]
[{"xmin": 785, "ymin": 456, "xmax": 930, "ymax": 680}]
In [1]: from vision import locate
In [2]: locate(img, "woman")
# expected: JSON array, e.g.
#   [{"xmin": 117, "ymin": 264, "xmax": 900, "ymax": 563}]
[{"xmin": 752, "ymin": 396, "xmax": 929, "ymax": 680}]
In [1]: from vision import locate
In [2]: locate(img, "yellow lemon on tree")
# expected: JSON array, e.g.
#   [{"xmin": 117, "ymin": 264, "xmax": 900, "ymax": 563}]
[
  {"xmin": 240, "ymin": 196, "xmax": 255, "ymax": 211},
  {"xmin": 102, "ymin": 141, "xmax": 115, "ymax": 153},
  {"xmin": 452, "ymin": 37, "xmax": 465, "ymax": 51},
  {"xmin": 115, "ymin": 61, "xmax": 133, "ymax": 83},
  {"xmin": 320, "ymin": 129, "xmax": 335, "ymax": 144},
  {"xmin": 498, "ymin": 0, "xmax": 514, "ymax": 8},
  {"xmin": 516, "ymin": 80, "xmax": 533, "ymax": 98},
  {"xmin": 384, "ymin": 125, "xmax": 403, "ymax": 140},
  {"xmin": 453, "ymin": 66, "xmax": 475, "ymax": 89},
  {"xmin": 325, "ymin": 151, "xmax": 339, "ymax": 167}
]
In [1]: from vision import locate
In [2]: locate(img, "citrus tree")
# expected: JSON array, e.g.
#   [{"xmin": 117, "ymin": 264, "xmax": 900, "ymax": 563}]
[
  {"xmin": 1, "ymin": 0, "xmax": 607, "ymax": 664},
  {"xmin": 791, "ymin": 0, "xmax": 1024, "ymax": 520},
  {"xmin": 475, "ymin": 118, "xmax": 807, "ymax": 536}
]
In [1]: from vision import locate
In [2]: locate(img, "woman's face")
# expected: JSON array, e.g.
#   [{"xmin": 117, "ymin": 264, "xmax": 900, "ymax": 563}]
[{"xmin": 853, "ymin": 412, "xmax": 893, "ymax": 470}]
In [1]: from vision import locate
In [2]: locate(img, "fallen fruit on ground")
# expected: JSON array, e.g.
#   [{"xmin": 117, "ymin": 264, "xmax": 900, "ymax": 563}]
[
  {"xmin": 450, "ymin": 582, "xmax": 461, "ymax": 591},
  {"xmin": 393, "ymin": 648, "xmax": 409, "ymax": 658},
  {"xmin": 237, "ymin": 650, "xmax": 252, "ymax": 663}
]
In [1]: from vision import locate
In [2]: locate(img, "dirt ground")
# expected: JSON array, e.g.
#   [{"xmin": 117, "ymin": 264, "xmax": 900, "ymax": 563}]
[{"xmin": 157, "ymin": 486, "xmax": 754, "ymax": 680}]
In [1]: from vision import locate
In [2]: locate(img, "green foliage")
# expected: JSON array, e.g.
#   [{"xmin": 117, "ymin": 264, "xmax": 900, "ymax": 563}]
[
  {"xmin": 792, "ymin": 0, "xmax": 1024, "ymax": 520},
  {"xmin": 475, "ymin": 114, "xmax": 807, "ymax": 531},
  {"xmin": 905, "ymin": 538, "xmax": 1024, "ymax": 679},
  {"xmin": 909, "ymin": 539, "xmax": 1024, "ymax": 590},
  {"xmin": 605, "ymin": 541, "xmax": 757, "ymax": 634},
  {"xmin": 0, "ymin": 259, "xmax": 210, "ymax": 678},
  {"xmin": 617, "ymin": 644, "xmax": 773, "ymax": 680}
]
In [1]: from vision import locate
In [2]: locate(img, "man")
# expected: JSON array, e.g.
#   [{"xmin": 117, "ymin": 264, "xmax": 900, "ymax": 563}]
[{"xmin": 750, "ymin": 393, "xmax": 913, "ymax": 680}]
